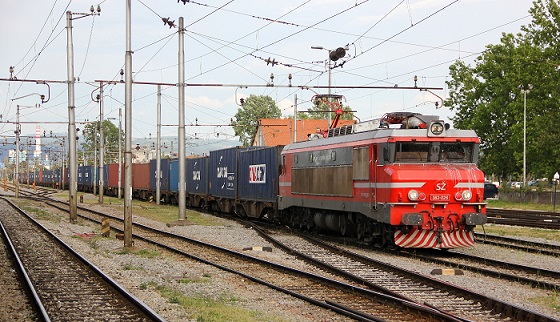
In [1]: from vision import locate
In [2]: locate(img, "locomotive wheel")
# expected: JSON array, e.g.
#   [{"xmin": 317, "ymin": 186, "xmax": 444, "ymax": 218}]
[
  {"xmin": 302, "ymin": 210, "xmax": 313, "ymax": 231},
  {"xmin": 356, "ymin": 216, "xmax": 366, "ymax": 241},
  {"xmin": 380, "ymin": 224, "xmax": 396, "ymax": 249},
  {"xmin": 339, "ymin": 215, "xmax": 354, "ymax": 237}
]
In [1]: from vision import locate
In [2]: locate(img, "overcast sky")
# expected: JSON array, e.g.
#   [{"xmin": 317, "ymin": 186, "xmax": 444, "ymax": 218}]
[{"xmin": 0, "ymin": 0, "xmax": 533, "ymax": 147}]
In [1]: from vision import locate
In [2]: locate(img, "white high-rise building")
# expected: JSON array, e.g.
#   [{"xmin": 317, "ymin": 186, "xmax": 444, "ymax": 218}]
[{"xmin": 34, "ymin": 125, "xmax": 41, "ymax": 159}]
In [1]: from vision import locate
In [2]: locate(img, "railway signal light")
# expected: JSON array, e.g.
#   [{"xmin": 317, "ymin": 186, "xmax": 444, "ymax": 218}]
[{"xmin": 329, "ymin": 47, "xmax": 346, "ymax": 61}]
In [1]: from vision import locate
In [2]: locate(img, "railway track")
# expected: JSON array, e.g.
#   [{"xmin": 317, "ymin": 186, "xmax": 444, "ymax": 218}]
[
  {"xmin": 7, "ymin": 184, "xmax": 560, "ymax": 321},
  {"xmin": 5, "ymin": 189, "xmax": 465, "ymax": 322},
  {"xmin": 12, "ymin": 189, "xmax": 559, "ymax": 322},
  {"xmin": 0, "ymin": 219, "xmax": 44, "ymax": 321},
  {"xmin": 486, "ymin": 208, "xmax": 560, "ymax": 229},
  {"xmin": 400, "ymin": 249, "xmax": 560, "ymax": 291},
  {"xmin": 244, "ymin": 222, "xmax": 558, "ymax": 322},
  {"xmin": 475, "ymin": 232, "xmax": 560, "ymax": 257},
  {"xmin": 0, "ymin": 197, "xmax": 164, "ymax": 322}
]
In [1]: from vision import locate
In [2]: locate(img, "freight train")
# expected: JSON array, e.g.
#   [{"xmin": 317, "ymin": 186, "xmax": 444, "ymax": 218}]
[{"xmin": 22, "ymin": 112, "xmax": 487, "ymax": 249}]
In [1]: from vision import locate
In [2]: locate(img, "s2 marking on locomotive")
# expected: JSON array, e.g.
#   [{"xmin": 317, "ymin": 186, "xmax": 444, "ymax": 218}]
[
  {"xmin": 435, "ymin": 181, "xmax": 447, "ymax": 191},
  {"xmin": 249, "ymin": 164, "xmax": 266, "ymax": 183}
]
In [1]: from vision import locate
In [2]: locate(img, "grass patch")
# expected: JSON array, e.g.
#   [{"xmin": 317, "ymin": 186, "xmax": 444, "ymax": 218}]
[
  {"xmin": 486, "ymin": 199, "xmax": 558, "ymax": 212},
  {"xmin": 21, "ymin": 205, "xmax": 60, "ymax": 222},
  {"xmin": 178, "ymin": 275, "xmax": 211, "ymax": 284},
  {"xmin": 150, "ymin": 284, "xmax": 285, "ymax": 322},
  {"xmin": 127, "ymin": 201, "xmax": 224, "ymax": 226},
  {"xmin": 113, "ymin": 247, "xmax": 161, "ymax": 257},
  {"xmin": 71, "ymin": 233, "xmax": 103, "ymax": 249},
  {"xmin": 528, "ymin": 292, "xmax": 560, "ymax": 313},
  {"xmin": 71, "ymin": 194, "xmax": 222, "ymax": 226},
  {"xmin": 482, "ymin": 200, "xmax": 560, "ymax": 242},
  {"xmin": 476, "ymin": 224, "xmax": 560, "ymax": 242},
  {"xmin": 135, "ymin": 248, "xmax": 161, "ymax": 258},
  {"xmin": 122, "ymin": 262, "xmax": 144, "ymax": 270},
  {"xmin": 139, "ymin": 281, "xmax": 157, "ymax": 290}
]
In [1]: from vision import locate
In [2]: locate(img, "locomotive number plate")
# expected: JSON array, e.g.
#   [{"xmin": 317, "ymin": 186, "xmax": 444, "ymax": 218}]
[{"xmin": 430, "ymin": 194, "xmax": 450, "ymax": 201}]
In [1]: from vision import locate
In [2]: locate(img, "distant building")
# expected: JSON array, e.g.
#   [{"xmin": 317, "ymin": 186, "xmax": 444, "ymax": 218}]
[
  {"xmin": 34, "ymin": 125, "xmax": 42, "ymax": 159},
  {"xmin": 8, "ymin": 150, "xmax": 27, "ymax": 163},
  {"xmin": 251, "ymin": 118, "xmax": 356, "ymax": 146}
]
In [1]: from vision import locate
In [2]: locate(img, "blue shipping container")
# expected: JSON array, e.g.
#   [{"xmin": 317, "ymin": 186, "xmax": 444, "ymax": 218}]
[
  {"xmin": 209, "ymin": 147, "xmax": 244, "ymax": 198},
  {"xmin": 150, "ymin": 158, "xmax": 170, "ymax": 192},
  {"xmin": 238, "ymin": 146, "xmax": 282, "ymax": 202},
  {"xmin": 103, "ymin": 164, "xmax": 110, "ymax": 188},
  {"xmin": 43, "ymin": 169, "xmax": 53, "ymax": 184},
  {"xmin": 78, "ymin": 166, "xmax": 85, "ymax": 185},
  {"xmin": 83, "ymin": 165, "xmax": 94, "ymax": 186},
  {"xmin": 169, "ymin": 159, "xmax": 179, "ymax": 193},
  {"xmin": 186, "ymin": 156, "xmax": 208, "ymax": 195}
]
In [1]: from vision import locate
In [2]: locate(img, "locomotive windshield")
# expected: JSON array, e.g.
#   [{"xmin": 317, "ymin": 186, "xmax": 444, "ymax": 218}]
[{"xmin": 392, "ymin": 141, "xmax": 474, "ymax": 163}]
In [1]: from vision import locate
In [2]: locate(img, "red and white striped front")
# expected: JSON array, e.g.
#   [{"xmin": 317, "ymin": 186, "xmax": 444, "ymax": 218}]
[{"xmin": 394, "ymin": 228, "xmax": 475, "ymax": 249}]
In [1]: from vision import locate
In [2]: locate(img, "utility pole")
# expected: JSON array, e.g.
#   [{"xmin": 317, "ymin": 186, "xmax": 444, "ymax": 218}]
[
  {"xmin": 293, "ymin": 94, "xmax": 297, "ymax": 143},
  {"xmin": 93, "ymin": 126, "xmax": 97, "ymax": 195},
  {"xmin": 15, "ymin": 106, "xmax": 20, "ymax": 198},
  {"xmin": 67, "ymin": 10, "xmax": 78, "ymax": 221},
  {"xmin": 118, "ymin": 107, "xmax": 122, "ymax": 199},
  {"xmin": 156, "ymin": 85, "xmax": 161, "ymax": 205},
  {"xmin": 177, "ymin": 17, "xmax": 187, "ymax": 223},
  {"xmin": 520, "ymin": 84, "xmax": 533, "ymax": 188},
  {"xmin": 13, "ymin": 104, "xmax": 40, "ymax": 197},
  {"xmin": 66, "ymin": 6, "xmax": 100, "ymax": 221},
  {"xmin": 311, "ymin": 46, "xmax": 347, "ymax": 130},
  {"xmin": 61, "ymin": 137, "xmax": 66, "ymax": 189},
  {"xmin": 98, "ymin": 82, "xmax": 104, "ymax": 203},
  {"xmin": 124, "ymin": 0, "xmax": 133, "ymax": 247}
]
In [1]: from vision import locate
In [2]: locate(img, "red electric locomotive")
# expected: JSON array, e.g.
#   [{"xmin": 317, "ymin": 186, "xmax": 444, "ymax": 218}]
[{"xmin": 278, "ymin": 112, "xmax": 487, "ymax": 249}]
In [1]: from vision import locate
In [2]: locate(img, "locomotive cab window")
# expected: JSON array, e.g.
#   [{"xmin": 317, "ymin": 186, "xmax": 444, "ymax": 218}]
[
  {"xmin": 440, "ymin": 142, "xmax": 472, "ymax": 163},
  {"xmin": 393, "ymin": 142, "xmax": 475, "ymax": 163},
  {"xmin": 394, "ymin": 142, "xmax": 429, "ymax": 162}
]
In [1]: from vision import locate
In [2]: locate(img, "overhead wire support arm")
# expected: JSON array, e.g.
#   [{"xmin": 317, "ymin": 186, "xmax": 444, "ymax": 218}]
[
  {"xmin": 91, "ymin": 78, "xmax": 443, "ymax": 91},
  {"xmin": 419, "ymin": 88, "xmax": 444, "ymax": 109}
]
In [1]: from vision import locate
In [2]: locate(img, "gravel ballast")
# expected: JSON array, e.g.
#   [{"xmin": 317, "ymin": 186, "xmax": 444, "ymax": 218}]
[{"xmin": 8, "ymin": 196, "xmax": 560, "ymax": 321}]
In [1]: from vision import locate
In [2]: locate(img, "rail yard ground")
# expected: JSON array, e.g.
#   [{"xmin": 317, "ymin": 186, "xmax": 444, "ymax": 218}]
[{"xmin": 4, "ymin": 189, "xmax": 560, "ymax": 321}]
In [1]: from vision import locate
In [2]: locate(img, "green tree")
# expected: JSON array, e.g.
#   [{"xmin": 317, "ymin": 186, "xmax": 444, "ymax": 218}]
[
  {"xmin": 306, "ymin": 95, "xmax": 354, "ymax": 122},
  {"xmin": 80, "ymin": 120, "xmax": 123, "ymax": 164},
  {"xmin": 233, "ymin": 95, "xmax": 281, "ymax": 146},
  {"xmin": 445, "ymin": 0, "xmax": 560, "ymax": 182}
]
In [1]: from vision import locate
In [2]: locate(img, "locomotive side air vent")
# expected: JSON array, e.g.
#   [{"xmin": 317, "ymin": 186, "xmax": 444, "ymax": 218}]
[{"xmin": 327, "ymin": 124, "xmax": 354, "ymax": 137}]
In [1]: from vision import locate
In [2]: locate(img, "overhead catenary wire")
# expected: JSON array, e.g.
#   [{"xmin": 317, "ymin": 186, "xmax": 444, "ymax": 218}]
[{"xmin": 0, "ymin": 1, "xmax": 533, "ymax": 144}]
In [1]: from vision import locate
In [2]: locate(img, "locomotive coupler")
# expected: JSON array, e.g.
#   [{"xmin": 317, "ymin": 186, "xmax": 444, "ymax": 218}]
[{"xmin": 434, "ymin": 216, "xmax": 444, "ymax": 245}]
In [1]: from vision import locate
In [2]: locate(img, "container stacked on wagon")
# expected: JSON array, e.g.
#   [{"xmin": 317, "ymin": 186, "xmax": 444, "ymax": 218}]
[{"xmin": 27, "ymin": 112, "xmax": 486, "ymax": 250}]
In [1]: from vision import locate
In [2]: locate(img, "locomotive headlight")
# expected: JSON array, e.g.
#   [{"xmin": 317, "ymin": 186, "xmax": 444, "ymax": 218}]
[
  {"xmin": 462, "ymin": 190, "xmax": 472, "ymax": 201},
  {"xmin": 455, "ymin": 190, "xmax": 472, "ymax": 201},
  {"xmin": 430, "ymin": 123, "xmax": 444, "ymax": 135},
  {"xmin": 408, "ymin": 190, "xmax": 420, "ymax": 201},
  {"xmin": 428, "ymin": 120, "xmax": 446, "ymax": 137}
]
